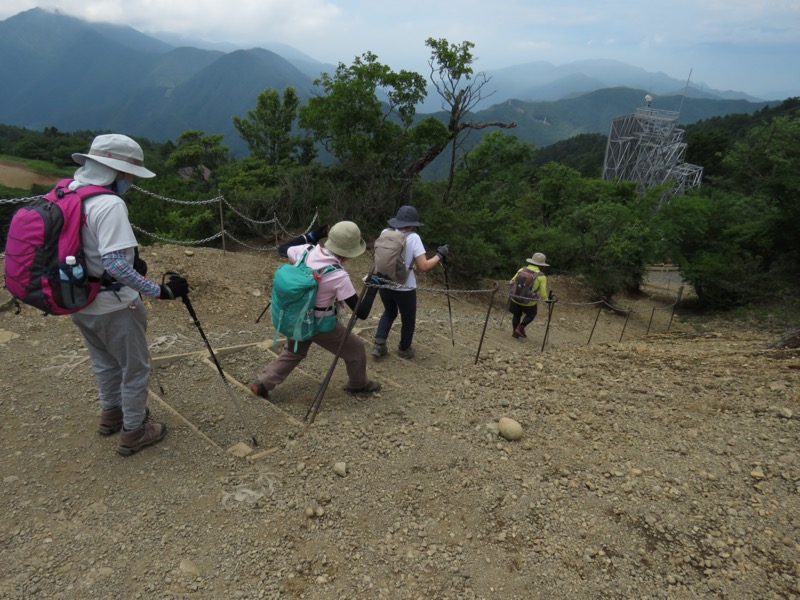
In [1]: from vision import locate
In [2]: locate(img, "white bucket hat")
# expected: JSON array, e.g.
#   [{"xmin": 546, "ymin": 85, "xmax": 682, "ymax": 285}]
[
  {"xmin": 526, "ymin": 252, "xmax": 549, "ymax": 267},
  {"xmin": 72, "ymin": 134, "xmax": 156, "ymax": 178},
  {"xmin": 324, "ymin": 221, "xmax": 366, "ymax": 258}
]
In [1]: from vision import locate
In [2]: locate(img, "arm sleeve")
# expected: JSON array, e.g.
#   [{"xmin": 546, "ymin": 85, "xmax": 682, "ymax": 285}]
[
  {"xmin": 102, "ymin": 250, "xmax": 161, "ymax": 297},
  {"xmin": 535, "ymin": 275, "xmax": 548, "ymax": 301},
  {"xmin": 344, "ymin": 286, "xmax": 378, "ymax": 320},
  {"xmin": 278, "ymin": 234, "xmax": 313, "ymax": 257}
]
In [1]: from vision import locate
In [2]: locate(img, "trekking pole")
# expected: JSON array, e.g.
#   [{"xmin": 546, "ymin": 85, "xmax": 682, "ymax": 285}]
[
  {"xmin": 475, "ymin": 283, "xmax": 499, "ymax": 365},
  {"xmin": 540, "ymin": 292, "xmax": 556, "ymax": 353},
  {"xmin": 173, "ymin": 279, "xmax": 259, "ymax": 447},
  {"xmin": 442, "ymin": 258, "xmax": 455, "ymax": 347},
  {"xmin": 304, "ymin": 271, "xmax": 374, "ymax": 426},
  {"xmin": 255, "ymin": 300, "xmax": 271, "ymax": 324}
]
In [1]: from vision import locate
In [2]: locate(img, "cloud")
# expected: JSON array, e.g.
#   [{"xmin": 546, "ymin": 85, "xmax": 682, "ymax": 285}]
[{"xmin": 1, "ymin": 0, "xmax": 798, "ymax": 96}]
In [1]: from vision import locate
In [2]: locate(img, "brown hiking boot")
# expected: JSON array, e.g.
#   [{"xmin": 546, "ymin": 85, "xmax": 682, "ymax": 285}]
[
  {"xmin": 98, "ymin": 406, "xmax": 150, "ymax": 436},
  {"xmin": 116, "ymin": 421, "xmax": 167, "ymax": 456},
  {"xmin": 249, "ymin": 380, "xmax": 269, "ymax": 399},
  {"xmin": 343, "ymin": 380, "xmax": 382, "ymax": 394},
  {"xmin": 98, "ymin": 405, "xmax": 123, "ymax": 436}
]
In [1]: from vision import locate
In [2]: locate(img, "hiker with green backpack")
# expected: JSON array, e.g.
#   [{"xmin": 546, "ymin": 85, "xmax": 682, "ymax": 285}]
[{"xmin": 249, "ymin": 221, "xmax": 381, "ymax": 399}]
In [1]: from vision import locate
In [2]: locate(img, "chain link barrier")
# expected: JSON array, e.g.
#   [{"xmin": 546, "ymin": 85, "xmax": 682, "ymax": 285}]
[
  {"xmin": 6, "ymin": 187, "xmax": 683, "ymax": 348},
  {"xmin": 363, "ymin": 276, "xmax": 684, "ymax": 351},
  {"xmin": 5, "ymin": 186, "xmax": 318, "ymax": 251}
]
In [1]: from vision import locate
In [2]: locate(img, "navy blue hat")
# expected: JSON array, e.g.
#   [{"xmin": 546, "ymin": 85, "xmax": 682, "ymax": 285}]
[{"xmin": 387, "ymin": 205, "xmax": 423, "ymax": 228}]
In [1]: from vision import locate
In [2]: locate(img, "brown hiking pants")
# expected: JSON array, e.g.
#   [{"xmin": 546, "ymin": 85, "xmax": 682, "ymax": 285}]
[{"xmin": 255, "ymin": 322, "xmax": 369, "ymax": 392}]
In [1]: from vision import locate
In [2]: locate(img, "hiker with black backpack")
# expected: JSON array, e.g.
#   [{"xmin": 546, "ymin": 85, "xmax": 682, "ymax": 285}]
[
  {"xmin": 62, "ymin": 134, "xmax": 188, "ymax": 455},
  {"xmin": 371, "ymin": 206, "xmax": 448, "ymax": 360},
  {"xmin": 249, "ymin": 221, "xmax": 381, "ymax": 399},
  {"xmin": 508, "ymin": 251, "xmax": 550, "ymax": 339}
]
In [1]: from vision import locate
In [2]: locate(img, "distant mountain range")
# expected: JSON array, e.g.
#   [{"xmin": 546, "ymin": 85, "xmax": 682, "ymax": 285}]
[{"xmin": 0, "ymin": 8, "xmax": 780, "ymax": 158}]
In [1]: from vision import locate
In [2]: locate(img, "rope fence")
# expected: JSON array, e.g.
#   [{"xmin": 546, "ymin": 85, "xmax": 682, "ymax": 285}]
[{"xmin": 5, "ymin": 187, "xmax": 686, "ymax": 355}]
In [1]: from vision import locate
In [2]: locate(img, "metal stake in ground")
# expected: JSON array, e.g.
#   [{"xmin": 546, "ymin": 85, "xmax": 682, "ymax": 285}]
[
  {"xmin": 540, "ymin": 292, "xmax": 556, "ymax": 353},
  {"xmin": 474, "ymin": 283, "xmax": 499, "ymax": 365},
  {"xmin": 442, "ymin": 258, "xmax": 455, "ymax": 347},
  {"xmin": 177, "ymin": 287, "xmax": 259, "ymax": 447},
  {"xmin": 303, "ymin": 272, "xmax": 373, "ymax": 426}
]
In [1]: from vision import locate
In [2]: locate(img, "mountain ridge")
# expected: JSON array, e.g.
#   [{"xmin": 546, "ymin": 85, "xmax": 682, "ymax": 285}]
[{"xmin": 0, "ymin": 8, "xmax": 781, "ymax": 158}]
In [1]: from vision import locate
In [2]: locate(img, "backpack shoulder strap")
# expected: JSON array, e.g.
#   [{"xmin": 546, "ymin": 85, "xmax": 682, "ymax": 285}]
[
  {"xmin": 47, "ymin": 179, "xmax": 111, "ymax": 202},
  {"xmin": 293, "ymin": 245, "xmax": 315, "ymax": 266}
]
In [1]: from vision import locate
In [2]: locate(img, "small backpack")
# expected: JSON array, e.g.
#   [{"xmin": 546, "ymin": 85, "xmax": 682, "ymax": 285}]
[
  {"xmin": 271, "ymin": 247, "xmax": 342, "ymax": 350},
  {"xmin": 4, "ymin": 178, "xmax": 110, "ymax": 315},
  {"xmin": 372, "ymin": 229, "xmax": 409, "ymax": 283},
  {"xmin": 508, "ymin": 268, "xmax": 543, "ymax": 304}
]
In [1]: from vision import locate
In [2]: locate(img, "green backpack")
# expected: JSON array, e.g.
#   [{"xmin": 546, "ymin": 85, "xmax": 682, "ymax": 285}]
[{"xmin": 271, "ymin": 247, "xmax": 342, "ymax": 350}]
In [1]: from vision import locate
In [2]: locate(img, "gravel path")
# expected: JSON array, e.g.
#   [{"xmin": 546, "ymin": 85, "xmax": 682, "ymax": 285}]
[{"xmin": 1, "ymin": 245, "xmax": 798, "ymax": 599}]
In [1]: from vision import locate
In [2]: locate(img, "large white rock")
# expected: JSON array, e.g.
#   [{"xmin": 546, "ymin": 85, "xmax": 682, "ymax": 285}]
[{"xmin": 498, "ymin": 417, "xmax": 523, "ymax": 441}]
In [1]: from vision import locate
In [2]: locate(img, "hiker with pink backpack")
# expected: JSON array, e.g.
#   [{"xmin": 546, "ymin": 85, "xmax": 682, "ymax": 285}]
[
  {"xmin": 507, "ymin": 251, "xmax": 550, "ymax": 339},
  {"xmin": 4, "ymin": 134, "xmax": 189, "ymax": 455}
]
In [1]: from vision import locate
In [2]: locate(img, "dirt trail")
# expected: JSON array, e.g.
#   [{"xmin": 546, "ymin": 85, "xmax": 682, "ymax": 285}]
[
  {"xmin": 0, "ymin": 159, "xmax": 60, "ymax": 189},
  {"xmin": 0, "ymin": 244, "xmax": 797, "ymax": 600}
]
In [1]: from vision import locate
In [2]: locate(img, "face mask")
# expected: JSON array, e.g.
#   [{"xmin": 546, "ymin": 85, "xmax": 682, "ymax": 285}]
[{"xmin": 114, "ymin": 177, "xmax": 132, "ymax": 195}]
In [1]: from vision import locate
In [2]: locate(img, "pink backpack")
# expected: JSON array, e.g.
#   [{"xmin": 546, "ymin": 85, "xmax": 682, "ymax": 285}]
[{"xmin": 4, "ymin": 178, "xmax": 110, "ymax": 314}]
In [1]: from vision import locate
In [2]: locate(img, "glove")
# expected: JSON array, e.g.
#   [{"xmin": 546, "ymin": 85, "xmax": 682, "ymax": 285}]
[
  {"xmin": 159, "ymin": 274, "xmax": 189, "ymax": 300},
  {"xmin": 133, "ymin": 256, "xmax": 148, "ymax": 276},
  {"xmin": 362, "ymin": 274, "xmax": 382, "ymax": 286},
  {"xmin": 307, "ymin": 224, "xmax": 329, "ymax": 243},
  {"xmin": 436, "ymin": 244, "xmax": 449, "ymax": 260},
  {"xmin": 133, "ymin": 247, "xmax": 147, "ymax": 276}
]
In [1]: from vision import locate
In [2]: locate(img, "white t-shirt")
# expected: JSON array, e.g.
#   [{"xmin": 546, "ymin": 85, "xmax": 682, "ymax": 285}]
[
  {"xmin": 380, "ymin": 229, "xmax": 426, "ymax": 290},
  {"xmin": 75, "ymin": 186, "xmax": 140, "ymax": 315}
]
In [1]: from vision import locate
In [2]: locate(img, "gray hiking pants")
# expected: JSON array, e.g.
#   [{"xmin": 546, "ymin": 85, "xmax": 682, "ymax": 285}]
[
  {"xmin": 255, "ymin": 322, "xmax": 368, "ymax": 392},
  {"xmin": 70, "ymin": 298, "xmax": 151, "ymax": 430}
]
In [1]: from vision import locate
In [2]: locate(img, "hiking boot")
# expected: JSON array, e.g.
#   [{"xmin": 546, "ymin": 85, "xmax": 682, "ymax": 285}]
[
  {"xmin": 344, "ymin": 380, "xmax": 382, "ymax": 394},
  {"xmin": 249, "ymin": 380, "xmax": 269, "ymax": 399},
  {"xmin": 512, "ymin": 329, "xmax": 520, "ymax": 339},
  {"xmin": 116, "ymin": 421, "xmax": 167, "ymax": 456},
  {"xmin": 98, "ymin": 405, "xmax": 123, "ymax": 436},
  {"xmin": 397, "ymin": 346, "xmax": 415, "ymax": 359},
  {"xmin": 371, "ymin": 339, "xmax": 388, "ymax": 358},
  {"xmin": 514, "ymin": 324, "xmax": 527, "ymax": 338},
  {"xmin": 98, "ymin": 406, "xmax": 150, "ymax": 436}
]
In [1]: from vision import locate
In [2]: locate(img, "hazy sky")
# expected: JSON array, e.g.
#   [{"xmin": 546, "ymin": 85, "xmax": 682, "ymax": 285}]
[{"xmin": 3, "ymin": 0, "xmax": 800, "ymax": 98}]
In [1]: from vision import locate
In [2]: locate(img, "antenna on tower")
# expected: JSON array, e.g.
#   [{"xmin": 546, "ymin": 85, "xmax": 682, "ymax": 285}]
[{"xmin": 676, "ymin": 68, "xmax": 692, "ymax": 115}]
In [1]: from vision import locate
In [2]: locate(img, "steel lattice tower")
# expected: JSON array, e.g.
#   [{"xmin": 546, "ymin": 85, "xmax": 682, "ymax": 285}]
[{"xmin": 602, "ymin": 97, "xmax": 703, "ymax": 200}]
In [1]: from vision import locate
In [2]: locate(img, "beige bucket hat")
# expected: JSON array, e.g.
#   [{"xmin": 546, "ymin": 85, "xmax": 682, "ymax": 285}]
[
  {"xmin": 526, "ymin": 252, "xmax": 549, "ymax": 267},
  {"xmin": 72, "ymin": 134, "xmax": 156, "ymax": 178},
  {"xmin": 324, "ymin": 221, "xmax": 366, "ymax": 258}
]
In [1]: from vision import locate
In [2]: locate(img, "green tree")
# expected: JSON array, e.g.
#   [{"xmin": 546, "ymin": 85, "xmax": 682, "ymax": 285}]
[
  {"xmin": 722, "ymin": 113, "xmax": 800, "ymax": 261},
  {"xmin": 165, "ymin": 130, "xmax": 230, "ymax": 190},
  {"xmin": 299, "ymin": 51, "xmax": 448, "ymax": 218},
  {"xmin": 424, "ymin": 38, "xmax": 517, "ymax": 201},
  {"xmin": 657, "ymin": 191, "xmax": 773, "ymax": 307},
  {"xmin": 233, "ymin": 87, "xmax": 316, "ymax": 166}
]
